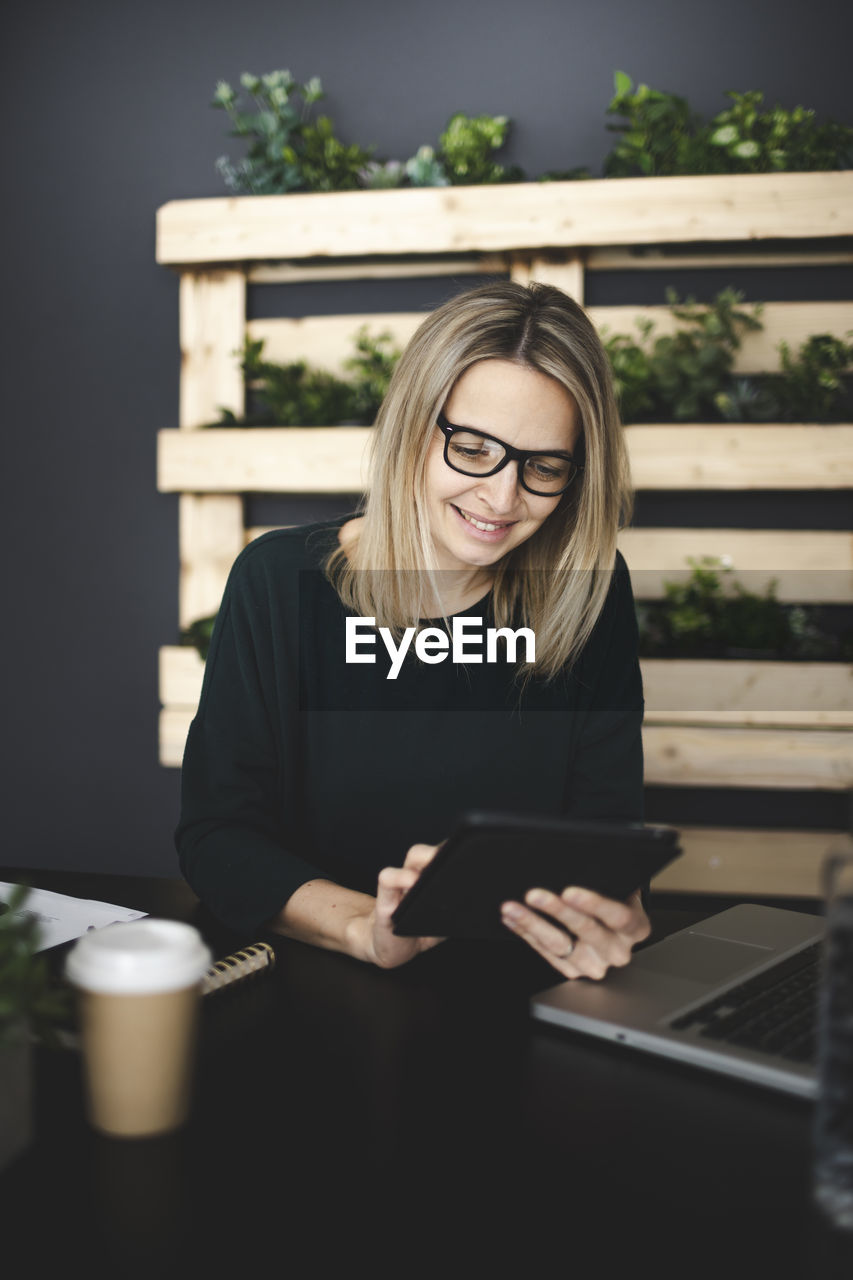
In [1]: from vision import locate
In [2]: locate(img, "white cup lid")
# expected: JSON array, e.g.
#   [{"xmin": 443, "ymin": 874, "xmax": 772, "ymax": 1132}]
[{"xmin": 65, "ymin": 919, "xmax": 212, "ymax": 994}]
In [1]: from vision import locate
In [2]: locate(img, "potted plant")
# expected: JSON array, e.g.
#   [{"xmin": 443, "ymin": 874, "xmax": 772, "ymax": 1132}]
[{"xmin": 0, "ymin": 885, "xmax": 69, "ymax": 1170}]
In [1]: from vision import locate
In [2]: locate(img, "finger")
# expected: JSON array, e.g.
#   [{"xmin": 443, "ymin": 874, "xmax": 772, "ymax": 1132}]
[
  {"xmin": 402, "ymin": 842, "xmax": 441, "ymax": 871},
  {"xmin": 524, "ymin": 889, "xmax": 635, "ymax": 968},
  {"xmin": 375, "ymin": 866, "xmax": 420, "ymax": 920},
  {"xmin": 501, "ymin": 902, "xmax": 582, "ymax": 977},
  {"xmin": 557, "ymin": 886, "xmax": 651, "ymax": 942}
]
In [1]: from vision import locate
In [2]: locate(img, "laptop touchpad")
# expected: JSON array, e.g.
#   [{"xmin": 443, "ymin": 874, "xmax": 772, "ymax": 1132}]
[{"xmin": 634, "ymin": 930, "xmax": 771, "ymax": 985}]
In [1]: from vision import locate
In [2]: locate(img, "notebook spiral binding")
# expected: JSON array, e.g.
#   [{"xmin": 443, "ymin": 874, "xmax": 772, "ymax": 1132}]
[{"xmin": 200, "ymin": 941, "xmax": 276, "ymax": 995}]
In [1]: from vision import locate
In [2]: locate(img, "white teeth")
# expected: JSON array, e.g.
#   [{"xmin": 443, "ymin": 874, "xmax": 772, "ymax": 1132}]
[{"xmin": 458, "ymin": 508, "xmax": 509, "ymax": 532}]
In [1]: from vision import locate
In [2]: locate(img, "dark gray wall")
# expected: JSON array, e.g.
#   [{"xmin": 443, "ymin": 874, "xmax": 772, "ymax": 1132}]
[{"xmin": 4, "ymin": 0, "xmax": 851, "ymax": 877}]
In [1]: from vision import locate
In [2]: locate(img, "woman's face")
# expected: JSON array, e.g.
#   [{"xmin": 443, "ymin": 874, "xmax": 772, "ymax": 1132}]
[{"xmin": 423, "ymin": 359, "xmax": 581, "ymax": 575}]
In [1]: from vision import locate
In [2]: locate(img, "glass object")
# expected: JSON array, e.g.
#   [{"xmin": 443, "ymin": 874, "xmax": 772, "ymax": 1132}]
[
  {"xmin": 436, "ymin": 412, "xmax": 581, "ymax": 496},
  {"xmin": 814, "ymin": 839, "xmax": 853, "ymax": 1230}
]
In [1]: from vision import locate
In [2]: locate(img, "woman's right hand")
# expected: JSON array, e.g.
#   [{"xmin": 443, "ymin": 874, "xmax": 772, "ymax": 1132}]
[{"xmin": 360, "ymin": 843, "xmax": 445, "ymax": 969}]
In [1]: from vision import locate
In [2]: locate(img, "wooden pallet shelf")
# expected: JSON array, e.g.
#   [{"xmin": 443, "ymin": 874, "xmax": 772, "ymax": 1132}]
[
  {"xmin": 157, "ymin": 172, "xmax": 853, "ymax": 897},
  {"xmin": 156, "ymin": 172, "xmax": 853, "ymax": 265}
]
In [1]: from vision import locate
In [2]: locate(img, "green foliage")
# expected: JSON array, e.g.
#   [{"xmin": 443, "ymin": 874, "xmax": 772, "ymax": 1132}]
[
  {"xmin": 774, "ymin": 332, "xmax": 853, "ymax": 421},
  {"xmin": 213, "ymin": 70, "xmax": 371, "ymax": 194},
  {"xmin": 438, "ymin": 112, "xmax": 523, "ymax": 185},
  {"xmin": 708, "ymin": 91, "xmax": 853, "ymax": 173},
  {"xmin": 636, "ymin": 558, "xmax": 847, "ymax": 660},
  {"xmin": 404, "ymin": 145, "xmax": 449, "ymax": 187},
  {"xmin": 216, "ymin": 328, "xmax": 402, "ymax": 428},
  {"xmin": 603, "ymin": 73, "xmax": 853, "ymax": 178},
  {"xmin": 604, "ymin": 72, "xmax": 706, "ymax": 177},
  {"xmin": 343, "ymin": 326, "xmax": 402, "ymax": 424},
  {"xmin": 181, "ymin": 614, "xmax": 218, "ymax": 661},
  {"xmin": 603, "ymin": 289, "xmax": 763, "ymax": 422},
  {"xmin": 0, "ymin": 885, "xmax": 71, "ymax": 1046}
]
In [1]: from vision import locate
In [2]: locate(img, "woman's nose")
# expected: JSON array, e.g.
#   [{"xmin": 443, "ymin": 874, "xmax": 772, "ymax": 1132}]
[{"xmin": 473, "ymin": 461, "xmax": 522, "ymax": 512}]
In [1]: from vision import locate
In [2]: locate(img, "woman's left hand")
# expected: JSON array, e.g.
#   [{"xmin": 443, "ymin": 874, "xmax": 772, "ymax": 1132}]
[{"xmin": 500, "ymin": 884, "xmax": 651, "ymax": 980}]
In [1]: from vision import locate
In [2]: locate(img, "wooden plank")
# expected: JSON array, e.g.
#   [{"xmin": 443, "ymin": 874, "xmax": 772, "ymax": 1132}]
[
  {"xmin": 651, "ymin": 826, "xmax": 843, "ymax": 897},
  {"xmin": 179, "ymin": 270, "xmax": 246, "ymax": 429},
  {"xmin": 158, "ymin": 700, "xmax": 853, "ymax": 782},
  {"xmin": 643, "ymin": 725, "xmax": 853, "ymax": 790},
  {"xmin": 245, "ymin": 302, "xmax": 853, "ymax": 376},
  {"xmin": 249, "ymin": 255, "xmax": 508, "ymax": 284},
  {"xmin": 159, "ymin": 427, "xmax": 371, "ymax": 494},
  {"xmin": 626, "ymin": 424, "xmax": 853, "ymax": 489},
  {"xmin": 160, "ymin": 645, "xmax": 852, "ymax": 725},
  {"xmin": 247, "ymin": 314, "xmax": 424, "ymax": 375},
  {"xmin": 156, "ymin": 172, "xmax": 853, "ymax": 265},
  {"xmin": 641, "ymin": 660, "xmax": 853, "ymax": 717},
  {"xmin": 178, "ymin": 495, "xmax": 244, "ymax": 627},
  {"xmin": 160, "ymin": 645, "xmax": 205, "ymax": 707},
  {"xmin": 592, "ymin": 301, "xmax": 853, "ymax": 375},
  {"xmin": 620, "ymin": 529, "xmax": 853, "ymax": 602},
  {"xmin": 587, "ymin": 247, "xmax": 853, "ymax": 271},
  {"xmin": 509, "ymin": 252, "xmax": 585, "ymax": 303},
  {"xmin": 158, "ymin": 423, "xmax": 853, "ymax": 493}
]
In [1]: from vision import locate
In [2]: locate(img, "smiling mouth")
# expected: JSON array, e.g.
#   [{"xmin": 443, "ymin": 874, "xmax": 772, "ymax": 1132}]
[{"xmin": 453, "ymin": 505, "xmax": 517, "ymax": 533}]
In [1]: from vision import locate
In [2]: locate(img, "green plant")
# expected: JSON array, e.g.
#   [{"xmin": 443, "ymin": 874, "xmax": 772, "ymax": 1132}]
[
  {"xmin": 181, "ymin": 614, "xmax": 218, "ymax": 661},
  {"xmin": 708, "ymin": 91, "xmax": 853, "ymax": 173},
  {"xmin": 636, "ymin": 557, "xmax": 848, "ymax": 660},
  {"xmin": 343, "ymin": 327, "xmax": 402, "ymax": 423},
  {"xmin": 775, "ymin": 332, "xmax": 853, "ymax": 421},
  {"xmin": 603, "ymin": 289, "xmax": 763, "ymax": 422},
  {"xmin": 438, "ymin": 112, "xmax": 523, "ymax": 185},
  {"xmin": 404, "ymin": 145, "xmax": 449, "ymax": 187},
  {"xmin": 213, "ymin": 71, "xmax": 372, "ymax": 194},
  {"xmin": 604, "ymin": 71, "xmax": 706, "ymax": 177},
  {"xmin": 217, "ymin": 329, "xmax": 402, "ymax": 428},
  {"xmin": 603, "ymin": 72, "xmax": 853, "ymax": 178},
  {"xmin": 0, "ymin": 885, "xmax": 70, "ymax": 1046}
]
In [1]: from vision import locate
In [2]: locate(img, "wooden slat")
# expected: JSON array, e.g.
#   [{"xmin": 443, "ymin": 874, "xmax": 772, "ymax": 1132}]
[
  {"xmin": 249, "ymin": 255, "xmax": 508, "ymax": 284},
  {"xmin": 159, "ymin": 427, "xmax": 371, "ymax": 494},
  {"xmin": 626, "ymin": 424, "xmax": 853, "ymax": 489},
  {"xmin": 245, "ymin": 302, "xmax": 853, "ymax": 377},
  {"xmin": 160, "ymin": 646, "xmax": 852, "ymax": 722},
  {"xmin": 643, "ymin": 725, "xmax": 853, "ymax": 790},
  {"xmin": 641, "ymin": 660, "xmax": 853, "ymax": 720},
  {"xmin": 178, "ymin": 495, "xmax": 244, "ymax": 627},
  {"xmin": 179, "ymin": 270, "xmax": 246, "ymax": 429},
  {"xmin": 158, "ymin": 701, "xmax": 853, "ymax": 782},
  {"xmin": 587, "ymin": 247, "xmax": 853, "ymax": 271},
  {"xmin": 652, "ymin": 826, "xmax": 844, "ymax": 896},
  {"xmin": 157, "ymin": 424, "xmax": 853, "ymax": 493},
  {"xmin": 509, "ymin": 252, "xmax": 585, "ymax": 303},
  {"xmin": 156, "ymin": 172, "xmax": 853, "ymax": 265},
  {"xmin": 620, "ymin": 529, "xmax": 853, "ymax": 602}
]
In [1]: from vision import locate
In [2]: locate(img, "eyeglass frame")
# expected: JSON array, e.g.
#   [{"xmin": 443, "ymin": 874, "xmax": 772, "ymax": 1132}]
[{"xmin": 435, "ymin": 410, "xmax": 583, "ymax": 497}]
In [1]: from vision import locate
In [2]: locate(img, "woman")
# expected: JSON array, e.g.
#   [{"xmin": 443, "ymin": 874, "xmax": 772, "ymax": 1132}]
[{"xmin": 176, "ymin": 281, "xmax": 650, "ymax": 979}]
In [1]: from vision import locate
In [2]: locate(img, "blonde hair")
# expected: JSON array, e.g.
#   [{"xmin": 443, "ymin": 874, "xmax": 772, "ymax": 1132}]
[{"xmin": 326, "ymin": 280, "xmax": 633, "ymax": 678}]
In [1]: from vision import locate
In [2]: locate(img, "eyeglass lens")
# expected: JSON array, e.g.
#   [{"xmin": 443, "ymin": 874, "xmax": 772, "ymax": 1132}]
[{"xmin": 445, "ymin": 429, "xmax": 575, "ymax": 495}]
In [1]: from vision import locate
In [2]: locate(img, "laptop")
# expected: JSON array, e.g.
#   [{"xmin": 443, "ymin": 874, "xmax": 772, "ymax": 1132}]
[{"xmin": 531, "ymin": 904, "xmax": 825, "ymax": 1099}]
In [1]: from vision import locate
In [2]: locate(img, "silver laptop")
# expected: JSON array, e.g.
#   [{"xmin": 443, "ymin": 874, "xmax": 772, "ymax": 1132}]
[{"xmin": 531, "ymin": 904, "xmax": 825, "ymax": 1098}]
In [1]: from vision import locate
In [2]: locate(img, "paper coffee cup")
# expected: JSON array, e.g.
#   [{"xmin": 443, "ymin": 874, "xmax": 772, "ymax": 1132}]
[{"xmin": 65, "ymin": 919, "xmax": 211, "ymax": 1138}]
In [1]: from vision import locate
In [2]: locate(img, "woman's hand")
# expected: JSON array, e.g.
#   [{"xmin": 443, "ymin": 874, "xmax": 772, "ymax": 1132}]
[
  {"xmin": 500, "ymin": 885, "xmax": 650, "ymax": 980},
  {"xmin": 360, "ymin": 843, "xmax": 445, "ymax": 969}
]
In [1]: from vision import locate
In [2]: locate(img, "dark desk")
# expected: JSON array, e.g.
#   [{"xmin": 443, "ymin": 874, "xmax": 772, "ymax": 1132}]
[{"xmin": 2, "ymin": 869, "xmax": 851, "ymax": 1278}]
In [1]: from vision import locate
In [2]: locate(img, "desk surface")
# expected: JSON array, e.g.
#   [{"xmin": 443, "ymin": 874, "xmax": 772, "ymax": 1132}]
[{"xmin": 2, "ymin": 869, "xmax": 851, "ymax": 1278}]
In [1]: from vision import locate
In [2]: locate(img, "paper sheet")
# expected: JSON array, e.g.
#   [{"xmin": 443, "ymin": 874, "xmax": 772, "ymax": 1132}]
[{"xmin": 0, "ymin": 882, "xmax": 147, "ymax": 951}]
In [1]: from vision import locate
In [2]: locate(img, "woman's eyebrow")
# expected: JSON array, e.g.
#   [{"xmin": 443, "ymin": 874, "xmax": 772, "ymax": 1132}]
[{"xmin": 440, "ymin": 411, "xmax": 573, "ymax": 454}]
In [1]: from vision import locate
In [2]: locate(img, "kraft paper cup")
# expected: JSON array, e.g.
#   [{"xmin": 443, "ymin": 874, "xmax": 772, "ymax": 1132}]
[{"xmin": 65, "ymin": 919, "xmax": 212, "ymax": 1139}]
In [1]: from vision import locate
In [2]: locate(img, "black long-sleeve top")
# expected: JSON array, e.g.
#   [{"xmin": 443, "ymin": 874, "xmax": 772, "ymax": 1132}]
[{"xmin": 176, "ymin": 519, "xmax": 644, "ymax": 935}]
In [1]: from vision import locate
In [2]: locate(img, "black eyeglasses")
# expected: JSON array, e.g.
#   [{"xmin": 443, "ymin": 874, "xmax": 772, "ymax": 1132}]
[{"xmin": 436, "ymin": 411, "xmax": 582, "ymax": 497}]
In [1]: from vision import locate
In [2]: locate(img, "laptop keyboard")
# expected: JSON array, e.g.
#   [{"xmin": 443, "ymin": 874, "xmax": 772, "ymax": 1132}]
[{"xmin": 669, "ymin": 941, "xmax": 823, "ymax": 1065}]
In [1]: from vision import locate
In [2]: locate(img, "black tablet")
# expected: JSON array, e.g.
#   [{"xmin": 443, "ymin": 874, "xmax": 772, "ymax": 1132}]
[{"xmin": 390, "ymin": 811, "xmax": 682, "ymax": 940}]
